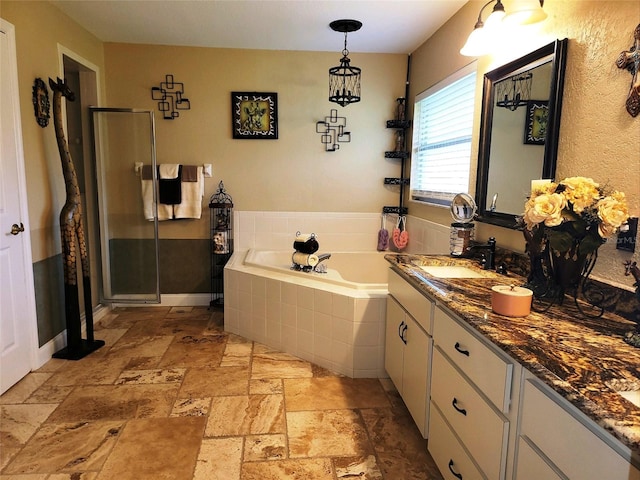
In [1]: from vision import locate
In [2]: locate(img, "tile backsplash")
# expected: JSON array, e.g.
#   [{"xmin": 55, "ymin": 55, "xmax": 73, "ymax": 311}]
[{"xmin": 234, "ymin": 211, "xmax": 451, "ymax": 255}]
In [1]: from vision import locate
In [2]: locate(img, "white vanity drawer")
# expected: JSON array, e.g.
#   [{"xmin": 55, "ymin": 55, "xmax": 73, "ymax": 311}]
[
  {"xmin": 389, "ymin": 269, "xmax": 434, "ymax": 334},
  {"xmin": 515, "ymin": 437, "xmax": 564, "ymax": 480},
  {"xmin": 428, "ymin": 403, "xmax": 485, "ymax": 480},
  {"xmin": 431, "ymin": 347, "xmax": 508, "ymax": 480},
  {"xmin": 434, "ymin": 305, "xmax": 512, "ymax": 411},
  {"xmin": 521, "ymin": 378, "xmax": 640, "ymax": 480}
]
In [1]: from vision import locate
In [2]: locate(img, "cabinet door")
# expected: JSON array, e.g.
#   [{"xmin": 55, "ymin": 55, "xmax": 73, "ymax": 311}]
[
  {"xmin": 388, "ymin": 269, "xmax": 434, "ymax": 334},
  {"xmin": 520, "ymin": 378, "xmax": 640, "ymax": 480},
  {"xmin": 403, "ymin": 314, "xmax": 431, "ymax": 437},
  {"xmin": 385, "ymin": 295, "xmax": 405, "ymax": 395},
  {"xmin": 515, "ymin": 437, "xmax": 564, "ymax": 480}
]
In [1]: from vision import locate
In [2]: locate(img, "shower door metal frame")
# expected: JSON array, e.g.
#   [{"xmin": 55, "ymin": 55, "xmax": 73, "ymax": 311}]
[{"xmin": 89, "ymin": 107, "xmax": 160, "ymax": 304}]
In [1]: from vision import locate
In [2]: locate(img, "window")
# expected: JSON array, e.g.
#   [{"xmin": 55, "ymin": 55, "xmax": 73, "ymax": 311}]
[{"xmin": 410, "ymin": 63, "xmax": 477, "ymax": 206}]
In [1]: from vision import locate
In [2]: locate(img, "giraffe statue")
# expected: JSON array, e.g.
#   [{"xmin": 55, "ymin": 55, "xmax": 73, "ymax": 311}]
[{"xmin": 49, "ymin": 77, "xmax": 103, "ymax": 359}]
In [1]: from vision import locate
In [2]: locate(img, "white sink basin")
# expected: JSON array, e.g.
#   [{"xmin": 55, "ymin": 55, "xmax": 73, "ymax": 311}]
[
  {"xmin": 618, "ymin": 390, "xmax": 640, "ymax": 408},
  {"xmin": 418, "ymin": 265, "xmax": 487, "ymax": 279}
]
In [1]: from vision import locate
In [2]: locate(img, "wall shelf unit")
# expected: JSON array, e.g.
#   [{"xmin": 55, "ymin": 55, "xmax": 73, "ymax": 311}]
[{"xmin": 383, "ymin": 111, "xmax": 411, "ymax": 216}]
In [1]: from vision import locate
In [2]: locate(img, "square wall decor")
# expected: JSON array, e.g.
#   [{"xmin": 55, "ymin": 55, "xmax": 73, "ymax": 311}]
[{"xmin": 231, "ymin": 92, "xmax": 278, "ymax": 139}]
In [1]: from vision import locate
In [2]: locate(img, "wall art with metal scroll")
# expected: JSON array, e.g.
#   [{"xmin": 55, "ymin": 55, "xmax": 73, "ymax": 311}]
[
  {"xmin": 315, "ymin": 109, "xmax": 351, "ymax": 152},
  {"xmin": 151, "ymin": 74, "xmax": 191, "ymax": 120}
]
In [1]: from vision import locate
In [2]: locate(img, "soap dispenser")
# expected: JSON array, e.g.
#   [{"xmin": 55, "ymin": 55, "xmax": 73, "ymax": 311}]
[{"xmin": 449, "ymin": 193, "xmax": 476, "ymax": 257}]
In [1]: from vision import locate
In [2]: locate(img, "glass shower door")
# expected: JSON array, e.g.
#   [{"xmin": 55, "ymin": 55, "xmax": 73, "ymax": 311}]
[{"xmin": 90, "ymin": 108, "xmax": 160, "ymax": 303}]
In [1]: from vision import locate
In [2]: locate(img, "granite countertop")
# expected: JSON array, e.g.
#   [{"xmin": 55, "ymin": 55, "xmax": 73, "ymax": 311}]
[{"xmin": 385, "ymin": 253, "xmax": 640, "ymax": 459}]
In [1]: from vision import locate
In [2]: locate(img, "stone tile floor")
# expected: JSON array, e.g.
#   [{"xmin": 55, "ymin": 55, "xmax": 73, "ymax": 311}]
[{"xmin": 0, "ymin": 306, "xmax": 443, "ymax": 479}]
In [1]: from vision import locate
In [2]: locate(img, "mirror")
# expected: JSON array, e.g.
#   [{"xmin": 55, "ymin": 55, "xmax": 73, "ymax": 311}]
[
  {"xmin": 450, "ymin": 193, "xmax": 477, "ymax": 223},
  {"xmin": 475, "ymin": 39, "xmax": 568, "ymax": 228}
]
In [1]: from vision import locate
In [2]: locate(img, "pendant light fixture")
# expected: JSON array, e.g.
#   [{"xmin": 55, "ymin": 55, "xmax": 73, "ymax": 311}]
[
  {"xmin": 495, "ymin": 71, "xmax": 533, "ymax": 110},
  {"xmin": 460, "ymin": 0, "xmax": 546, "ymax": 57},
  {"xmin": 328, "ymin": 19, "xmax": 362, "ymax": 107}
]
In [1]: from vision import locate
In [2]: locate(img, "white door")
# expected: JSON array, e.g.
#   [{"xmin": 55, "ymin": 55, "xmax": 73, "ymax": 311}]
[{"xmin": 0, "ymin": 19, "xmax": 38, "ymax": 394}]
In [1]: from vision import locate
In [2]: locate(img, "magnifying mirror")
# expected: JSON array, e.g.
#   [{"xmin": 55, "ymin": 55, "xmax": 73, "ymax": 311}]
[{"xmin": 450, "ymin": 193, "xmax": 476, "ymax": 256}]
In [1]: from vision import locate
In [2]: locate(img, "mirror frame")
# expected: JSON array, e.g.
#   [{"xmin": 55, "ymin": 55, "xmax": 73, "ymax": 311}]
[{"xmin": 475, "ymin": 38, "xmax": 569, "ymax": 228}]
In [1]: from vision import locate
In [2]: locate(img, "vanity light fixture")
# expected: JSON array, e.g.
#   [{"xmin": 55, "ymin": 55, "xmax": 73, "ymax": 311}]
[
  {"xmin": 504, "ymin": 0, "xmax": 547, "ymax": 25},
  {"xmin": 460, "ymin": 0, "xmax": 506, "ymax": 57},
  {"xmin": 328, "ymin": 19, "xmax": 362, "ymax": 107},
  {"xmin": 460, "ymin": 0, "xmax": 546, "ymax": 57}
]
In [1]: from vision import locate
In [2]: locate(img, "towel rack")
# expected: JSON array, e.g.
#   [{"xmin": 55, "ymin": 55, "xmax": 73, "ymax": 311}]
[{"xmin": 134, "ymin": 162, "xmax": 212, "ymax": 177}]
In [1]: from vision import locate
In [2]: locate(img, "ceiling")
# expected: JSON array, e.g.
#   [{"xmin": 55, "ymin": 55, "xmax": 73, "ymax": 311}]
[{"xmin": 49, "ymin": 0, "xmax": 468, "ymax": 55}]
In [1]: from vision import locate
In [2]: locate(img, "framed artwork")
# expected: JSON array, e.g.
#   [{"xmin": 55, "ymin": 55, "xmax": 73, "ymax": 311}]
[
  {"xmin": 231, "ymin": 92, "xmax": 278, "ymax": 139},
  {"xmin": 523, "ymin": 100, "xmax": 548, "ymax": 145}
]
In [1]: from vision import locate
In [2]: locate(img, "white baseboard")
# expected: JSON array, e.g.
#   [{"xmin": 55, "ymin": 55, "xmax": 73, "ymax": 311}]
[
  {"xmin": 34, "ymin": 303, "xmax": 111, "ymax": 368},
  {"xmin": 112, "ymin": 293, "xmax": 212, "ymax": 308}
]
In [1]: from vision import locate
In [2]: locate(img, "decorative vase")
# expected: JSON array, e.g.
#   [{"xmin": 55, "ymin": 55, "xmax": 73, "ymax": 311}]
[
  {"xmin": 524, "ymin": 230, "xmax": 603, "ymax": 317},
  {"xmin": 548, "ymin": 247, "xmax": 596, "ymax": 296}
]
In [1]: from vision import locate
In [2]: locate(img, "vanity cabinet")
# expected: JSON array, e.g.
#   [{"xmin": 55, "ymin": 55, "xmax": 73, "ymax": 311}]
[
  {"xmin": 428, "ymin": 305, "xmax": 518, "ymax": 480},
  {"xmin": 386, "ymin": 261, "xmax": 640, "ymax": 480},
  {"xmin": 385, "ymin": 269, "xmax": 434, "ymax": 437},
  {"xmin": 516, "ymin": 376, "xmax": 640, "ymax": 480}
]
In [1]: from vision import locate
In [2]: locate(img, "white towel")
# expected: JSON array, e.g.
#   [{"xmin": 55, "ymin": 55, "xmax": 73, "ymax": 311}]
[
  {"xmin": 159, "ymin": 163, "xmax": 179, "ymax": 179},
  {"xmin": 141, "ymin": 173, "xmax": 173, "ymax": 221},
  {"xmin": 174, "ymin": 166, "xmax": 204, "ymax": 219},
  {"xmin": 141, "ymin": 177, "xmax": 155, "ymax": 221}
]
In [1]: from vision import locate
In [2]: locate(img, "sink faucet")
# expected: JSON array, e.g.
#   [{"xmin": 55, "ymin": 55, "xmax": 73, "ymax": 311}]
[{"xmin": 465, "ymin": 237, "xmax": 496, "ymax": 270}]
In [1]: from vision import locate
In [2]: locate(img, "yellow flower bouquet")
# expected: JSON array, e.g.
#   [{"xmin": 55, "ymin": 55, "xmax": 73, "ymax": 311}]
[
  {"xmin": 523, "ymin": 176, "xmax": 629, "ymax": 258},
  {"xmin": 521, "ymin": 176, "xmax": 629, "ymax": 313}
]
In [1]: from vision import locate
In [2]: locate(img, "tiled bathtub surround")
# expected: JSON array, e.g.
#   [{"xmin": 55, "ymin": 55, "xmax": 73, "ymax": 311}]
[
  {"xmin": 224, "ymin": 257, "xmax": 388, "ymax": 378},
  {"xmin": 233, "ymin": 211, "xmax": 451, "ymax": 254},
  {"xmin": 226, "ymin": 212, "xmax": 451, "ymax": 377}
]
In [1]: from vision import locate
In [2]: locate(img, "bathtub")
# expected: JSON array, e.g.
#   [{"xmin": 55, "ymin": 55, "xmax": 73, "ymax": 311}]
[
  {"xmin": 243, "ymin": 249, "xmax": 389, "ymax": 290},
  {"xmin": 224, "ymin": 249, "xmax": 392, "ymax": 377}
]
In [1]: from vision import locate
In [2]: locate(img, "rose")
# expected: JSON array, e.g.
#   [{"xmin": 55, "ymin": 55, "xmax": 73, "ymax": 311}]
[
  {"xmin": 597, "ymin": 191, "xmax": 629, "ymax": 238},
  {"xmin": 524, "ymin": 192, "xmax": 566, "ymax": 229},
  {"xmin": 560, "ymin": 176, "xmax": 600, "ymax": 213}
]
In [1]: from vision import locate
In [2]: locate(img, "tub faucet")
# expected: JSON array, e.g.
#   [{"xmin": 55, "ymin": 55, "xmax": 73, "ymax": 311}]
[
  {"xmin": 465, "ymin": 237, "xmax": 496, "ymax": 270},
  {"xmin": 313, "ymin": 253, "xmax": 332, "ymax": 273}
]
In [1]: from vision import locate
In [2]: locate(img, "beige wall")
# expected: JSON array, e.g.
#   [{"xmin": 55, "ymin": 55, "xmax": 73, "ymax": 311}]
[
  {"xmin": 3, "ymin": 0, "xmax": 639, "ymax": 288},
  {"xmin": 2, "ymin": 1, "xmax": 106, "ymax": 263},
  {"xmin": 103, "ymin": 43, "xmax": 408, "ymax": 239},
  {"xmin": 409, "ymin": 0, "xmax": 640, "ymax": 286}
]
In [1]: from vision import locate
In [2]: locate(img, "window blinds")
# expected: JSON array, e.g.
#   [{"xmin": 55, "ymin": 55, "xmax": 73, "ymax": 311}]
[{"xmin": 410, "ymin": 65, "xmax": 477, "ymax": 206}]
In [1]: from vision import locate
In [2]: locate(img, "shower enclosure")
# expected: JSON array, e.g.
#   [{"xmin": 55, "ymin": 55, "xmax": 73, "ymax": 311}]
[{"xmin": 90, "ymin": 108, "xmax": 160, "ymax": 303}]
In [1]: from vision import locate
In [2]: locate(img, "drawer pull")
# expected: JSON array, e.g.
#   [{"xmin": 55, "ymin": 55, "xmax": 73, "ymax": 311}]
[
  {"xmin": 454, "ymin": 342, "xmax": 470, "ymax": 356},
  {"xmin": 448, "ymin": 459, "xmax": 463, "ymax": 479},
  {"xmin": 452, "ymin": 397, "xmax": 467, "ymax": 416}
]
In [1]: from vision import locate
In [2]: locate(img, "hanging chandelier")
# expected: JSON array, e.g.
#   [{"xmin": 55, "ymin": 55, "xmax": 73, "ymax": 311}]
[
  {"xmin": 495, "ymin": 71, "xmax": 533, "ymax": 111},
  {"xmin": 328, "ymin": 19, "xmax": 362, "ymax": 107}
]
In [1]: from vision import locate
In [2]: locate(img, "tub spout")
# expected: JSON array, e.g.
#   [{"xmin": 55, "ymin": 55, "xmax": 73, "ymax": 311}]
[
  {"xmin": 316, "ymin": 253, "xmax": 332, "ymax": 263},
  {"xmin": 313, "ymin": 253, "xmax": 331, "ymax": 273}
]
